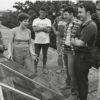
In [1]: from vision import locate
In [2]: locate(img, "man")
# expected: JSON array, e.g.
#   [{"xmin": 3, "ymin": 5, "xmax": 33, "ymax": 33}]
[
  {"xmin": 52, "ymin": 4, "xmax": 69, "ymax": 74},
  {"xmin": 32, "ymin": 6, "xmax": 51, "ymax": 73},
  {"xmin": 92, "ymin": 1, "xmax": 100, "ymax": 69},
  {"xmin": 60, "ymin": 6, "xmax": 81, "ymax": 100},
  {"xmin": 93, "ymin": 1, "xmax": 100, "ymax": 99},
  {"xmin": 92, "ymin": 1, "xmax": 100, "ymax": 50},
  {"xmin": 52, "ymin": 4, "xmax": 71, "ymax": 88},
  {"xmin": 71, "ymin": 2, "xmax": 97, "ymax": 100}
]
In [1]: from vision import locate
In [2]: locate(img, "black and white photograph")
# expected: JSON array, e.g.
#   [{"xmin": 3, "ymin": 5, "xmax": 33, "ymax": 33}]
[{"xmin": 0, "ymin": 0, "xmax": 100, "ymax": 100}]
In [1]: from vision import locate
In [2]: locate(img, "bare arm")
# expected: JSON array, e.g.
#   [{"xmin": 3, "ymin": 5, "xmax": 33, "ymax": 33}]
[
  {"xmin": 8, "ymin": 30, "xmax": 14, "ymax": 59},
  {"xmin": 33, "ymin": 26, "xmax": 46, "ymax": 32},
  {"xmin": 52, "ymin": 22, "xmax": 56, "ymax": 33},
  {"xmin": 71, "ymin": 23, "xmax": 97, "ymax": 47},
  {"xmin": 29, "ymin": 31, "xmax": 37, "ymax": 60},
  {"xmin": 33, "ymin": 26, "xmax": 51, "ymax": 33},
  {"xmin": 52, "ymin": 22, "xmax": 60, "ymax": 35},
  {"xmin": 71, "ymin": 38, "xmax": 85, "ymax": 47},
  {"xmin": 0, "ymin": 31, "xmax": 5, "ymax": 52},
  {"xmin": 29, "ymin": 30, "xmax": 35, "ymax": 54},
  {"xmin": 43, "ymin": 27, "xmax": 51, "ymax": 33}
]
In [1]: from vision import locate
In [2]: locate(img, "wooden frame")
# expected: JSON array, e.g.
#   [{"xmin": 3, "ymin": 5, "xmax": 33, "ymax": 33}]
[{"xmin": 0, "ymin": 82, "xmax": 40, "ymax": 100}]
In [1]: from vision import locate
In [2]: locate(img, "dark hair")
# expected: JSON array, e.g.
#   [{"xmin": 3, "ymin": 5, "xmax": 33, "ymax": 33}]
[
  {"xmin": 17, "ymin": 13, "xmax": 30, "ymax": 22},
  {"xmin": 96, "ymin": 1, "xmax": 100, "ymax": 5},
  {"xmin": 59, "ymin": 4, "xmax": 66, "ymax": 10},
  {"xmin": 78, "ymin": 2, "xmax": 94, "ymax": 15},
  {"xmin": 39, "ymin": 6, "xmax": 46, "ymax": 12},
  {"xmin": 63, "ymin": 6, "xmax": 76, "ymax": 17}
]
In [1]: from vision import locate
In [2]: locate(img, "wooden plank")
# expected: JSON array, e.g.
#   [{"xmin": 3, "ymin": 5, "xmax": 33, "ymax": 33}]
[
  {"xmin": 0, "ymin": 85, "xmax": 4, "ymax": 100},
  {"xmin": 0, "ymin": 82, "xmax": 40, "ymax": 100}
]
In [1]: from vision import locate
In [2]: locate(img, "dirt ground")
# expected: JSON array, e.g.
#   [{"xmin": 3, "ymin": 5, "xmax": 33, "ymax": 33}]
[{"xmin": 0, "ymin": 27, "xmax": 99, "ymax": 100}]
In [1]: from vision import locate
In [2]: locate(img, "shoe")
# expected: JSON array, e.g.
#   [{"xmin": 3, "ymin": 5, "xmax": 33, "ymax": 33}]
[
  {"xmin": 43, "ymin": 69, "xmax": 48, "ymax": 74},
  {"xmin": 67, "ymin": 95, "xmax": 79, "ymax": 100},
  {"xmin": 66, "ymin": 79, "xmax": 71, "ymax": 86},
  {"xmin": 35, "ymin": 70, "xmax": 37, "ymax": 73},
  {"xmin": 66, "ymin": 81, "xmax": 70, "ymax": 86},
  {"xmin": 67, "ymin": 95, "xmax": 73, "ymax": 100},
  {"xmin": 60, "ymin": 85, "xmax": 71, "ymax": 90},
  {"xmin": 56, "ymin": 69, "xmax": 62, "ymax": 74}
]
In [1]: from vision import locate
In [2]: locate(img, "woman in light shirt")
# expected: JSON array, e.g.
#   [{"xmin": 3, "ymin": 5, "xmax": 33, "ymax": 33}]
[{"xmin": 8, "ymin": 13, "xmax": 37, "ymax": 73}]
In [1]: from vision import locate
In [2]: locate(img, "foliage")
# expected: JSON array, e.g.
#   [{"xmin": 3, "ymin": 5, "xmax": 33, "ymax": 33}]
[
  {"xmin": 0, "ymin": 0, "xmax": 97, "ymax": 49},
  {"xmin": 0, "ymin": 11, "xmax": 19, "ymax": 28}
]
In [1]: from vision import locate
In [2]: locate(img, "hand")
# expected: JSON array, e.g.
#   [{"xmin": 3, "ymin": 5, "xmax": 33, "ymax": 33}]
[
  {"xmin": 70, "ymin": 38, "xmax": 75, "ymax": 45},
  {"xmin": 7, "ymin": 54, "xmax": 13, "ymax": 60},
  {"xmin": 55, "ymin": 31, "xmax": 60, "ymax": 36},
  {"xmin": 71, "ymin": 38, "xmax": 77, "ymax": 46},
  {"xmin": 36, "ymin": 26, "xmax": 47, "ymax": 30},
  {"xmin": 32, "ymin": 53, "xmax": 38, "ymax": 61},
  {"xmin": 60, "ymin": 39, "xmax": 64, "ymax": 45}
]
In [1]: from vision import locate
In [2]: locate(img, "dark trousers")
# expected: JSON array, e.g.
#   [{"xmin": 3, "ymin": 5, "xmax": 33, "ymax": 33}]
[
  {"xmin": 74, "ymin": 52, "xmax": 93, "ymax": 100},
  {"xmin": 34, "ymin": 43, "xmax": 49, "ymax": 70}
]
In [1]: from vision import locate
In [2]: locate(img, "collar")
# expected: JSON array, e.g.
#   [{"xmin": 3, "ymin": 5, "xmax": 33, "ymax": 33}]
[
  {"xmin": 82, "ymin": 20, "xmax": 92, "ymax": 27},
  {"xmin": 39, "ymin": 17, "xmax": 46, "ymax": 20}
]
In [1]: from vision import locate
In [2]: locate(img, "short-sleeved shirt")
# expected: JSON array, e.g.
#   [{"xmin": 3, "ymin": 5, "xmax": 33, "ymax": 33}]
[
  {"xmin": 53, "ymin": 16, "xmax": 68, "ymax": 43},
  {"xmin": 53, "ymin": 16, "xmax": 68, "ymax": 36},
  {"xmin": 65, "ymin": 22, "xmax": 73, "ymax": 46},
  {"xmin": 75, "ymin": 20, "xmax": 97, "ymax": 53},
  {"xmin": 32, "ymin": 18, "xmax": 51, "ymax": 44},
  {"xmin": 64, "ymin": 18, "xmax": 82, "ymax": 46}
]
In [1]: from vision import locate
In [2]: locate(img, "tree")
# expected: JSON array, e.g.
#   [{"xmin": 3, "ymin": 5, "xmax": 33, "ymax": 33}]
[
  {"xmin": 0, "ymin": 11, "xmax": 19, "ymax": 28},
  {"xmin": 1, "ymin": 0, "xmax": 96, "ymax": 49}
]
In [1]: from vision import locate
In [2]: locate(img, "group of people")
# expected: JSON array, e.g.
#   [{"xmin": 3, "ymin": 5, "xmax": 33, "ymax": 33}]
[
  {"xmin": 7, "ymin": 7, "xmax": 51, "ymax": 74},
  {"xmin": 52, "ymin": 1, "xmax": 100, "ymax": 100},
  {"xmin": 0, "ymin": 1, "xmax": 99, "ymax": 100},
  {"xmin": 53, "ymin": 2, "xmax": 97, "ymax": 100}
]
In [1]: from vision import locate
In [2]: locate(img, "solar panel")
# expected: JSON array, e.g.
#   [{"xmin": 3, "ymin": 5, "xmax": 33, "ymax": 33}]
[{"xmin": 0, "ymin": 54, "xmax": 66, "ymax": 100}]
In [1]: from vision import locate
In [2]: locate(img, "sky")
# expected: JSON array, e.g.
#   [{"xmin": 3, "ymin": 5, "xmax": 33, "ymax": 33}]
[{"xmin": 0, "ymin": 0, "xmax": 96, "ymax": 11}]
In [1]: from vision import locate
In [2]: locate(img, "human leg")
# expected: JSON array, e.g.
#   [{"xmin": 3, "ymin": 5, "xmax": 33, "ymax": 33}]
[
  {"xmin": 75, "ymin": 53, "xmax": 92, "ymax": 100},
  {"xmin": 24, "ymin": 47, "xmax": 35, "ymax": 73},
  {"xmin": 13, "ymin": 47, "xmax": 24, "ymax": 66},
  {"xmin": 64, "ymin": 51, "xmax": 70, "ymax": 85},
  {"xmin": 60, "ymin": 51, "xmax": 71, "ymax": 90},
  {"xmin": 66, "ymin": 51, "xmax": 79, "ymax": 100},
  {"xmin": 42, "ymin": 44, "xmax": 49, "ymax": 69},
  {"xmin": 34, "ymin": 44, "xmax": 41, "ymax": 72},
  {"xmin": 56, "ymin": 37, "xmax": 63, "ymax": 73}
]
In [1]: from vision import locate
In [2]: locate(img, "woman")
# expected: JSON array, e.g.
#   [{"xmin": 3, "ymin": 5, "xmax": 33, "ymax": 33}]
[{"xmin": 8, "ymin": 13, "xmax": 37, "ymax": 73}]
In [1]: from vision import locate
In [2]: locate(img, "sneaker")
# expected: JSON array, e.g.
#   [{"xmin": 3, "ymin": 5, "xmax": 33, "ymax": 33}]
[
  {"xmin": 66, "ymin": 81, "xmax": 70, "ymax": 86},
  {"xmin": 43, "ymin": 69, "xmax": 48, "ymax": 74},
  {"xmin": 60, "ymin": 85, "xmax": 71, "ymax": 90},
  {"xmin": 56, "ymin": 69, "xmax": 62, "ymax": 74},
  {"xmin": 67, "ymin": 95, "xmax": 79, "ymax": 100},
  {"xmin": 67, "ymin": 95, "xmax": 73, "ymax": 100}
]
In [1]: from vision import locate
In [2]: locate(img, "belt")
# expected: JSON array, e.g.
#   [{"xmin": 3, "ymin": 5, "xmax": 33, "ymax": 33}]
[{"xmin": 64, "ymin": 45, "xmax": 71, "ymax": 49}]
